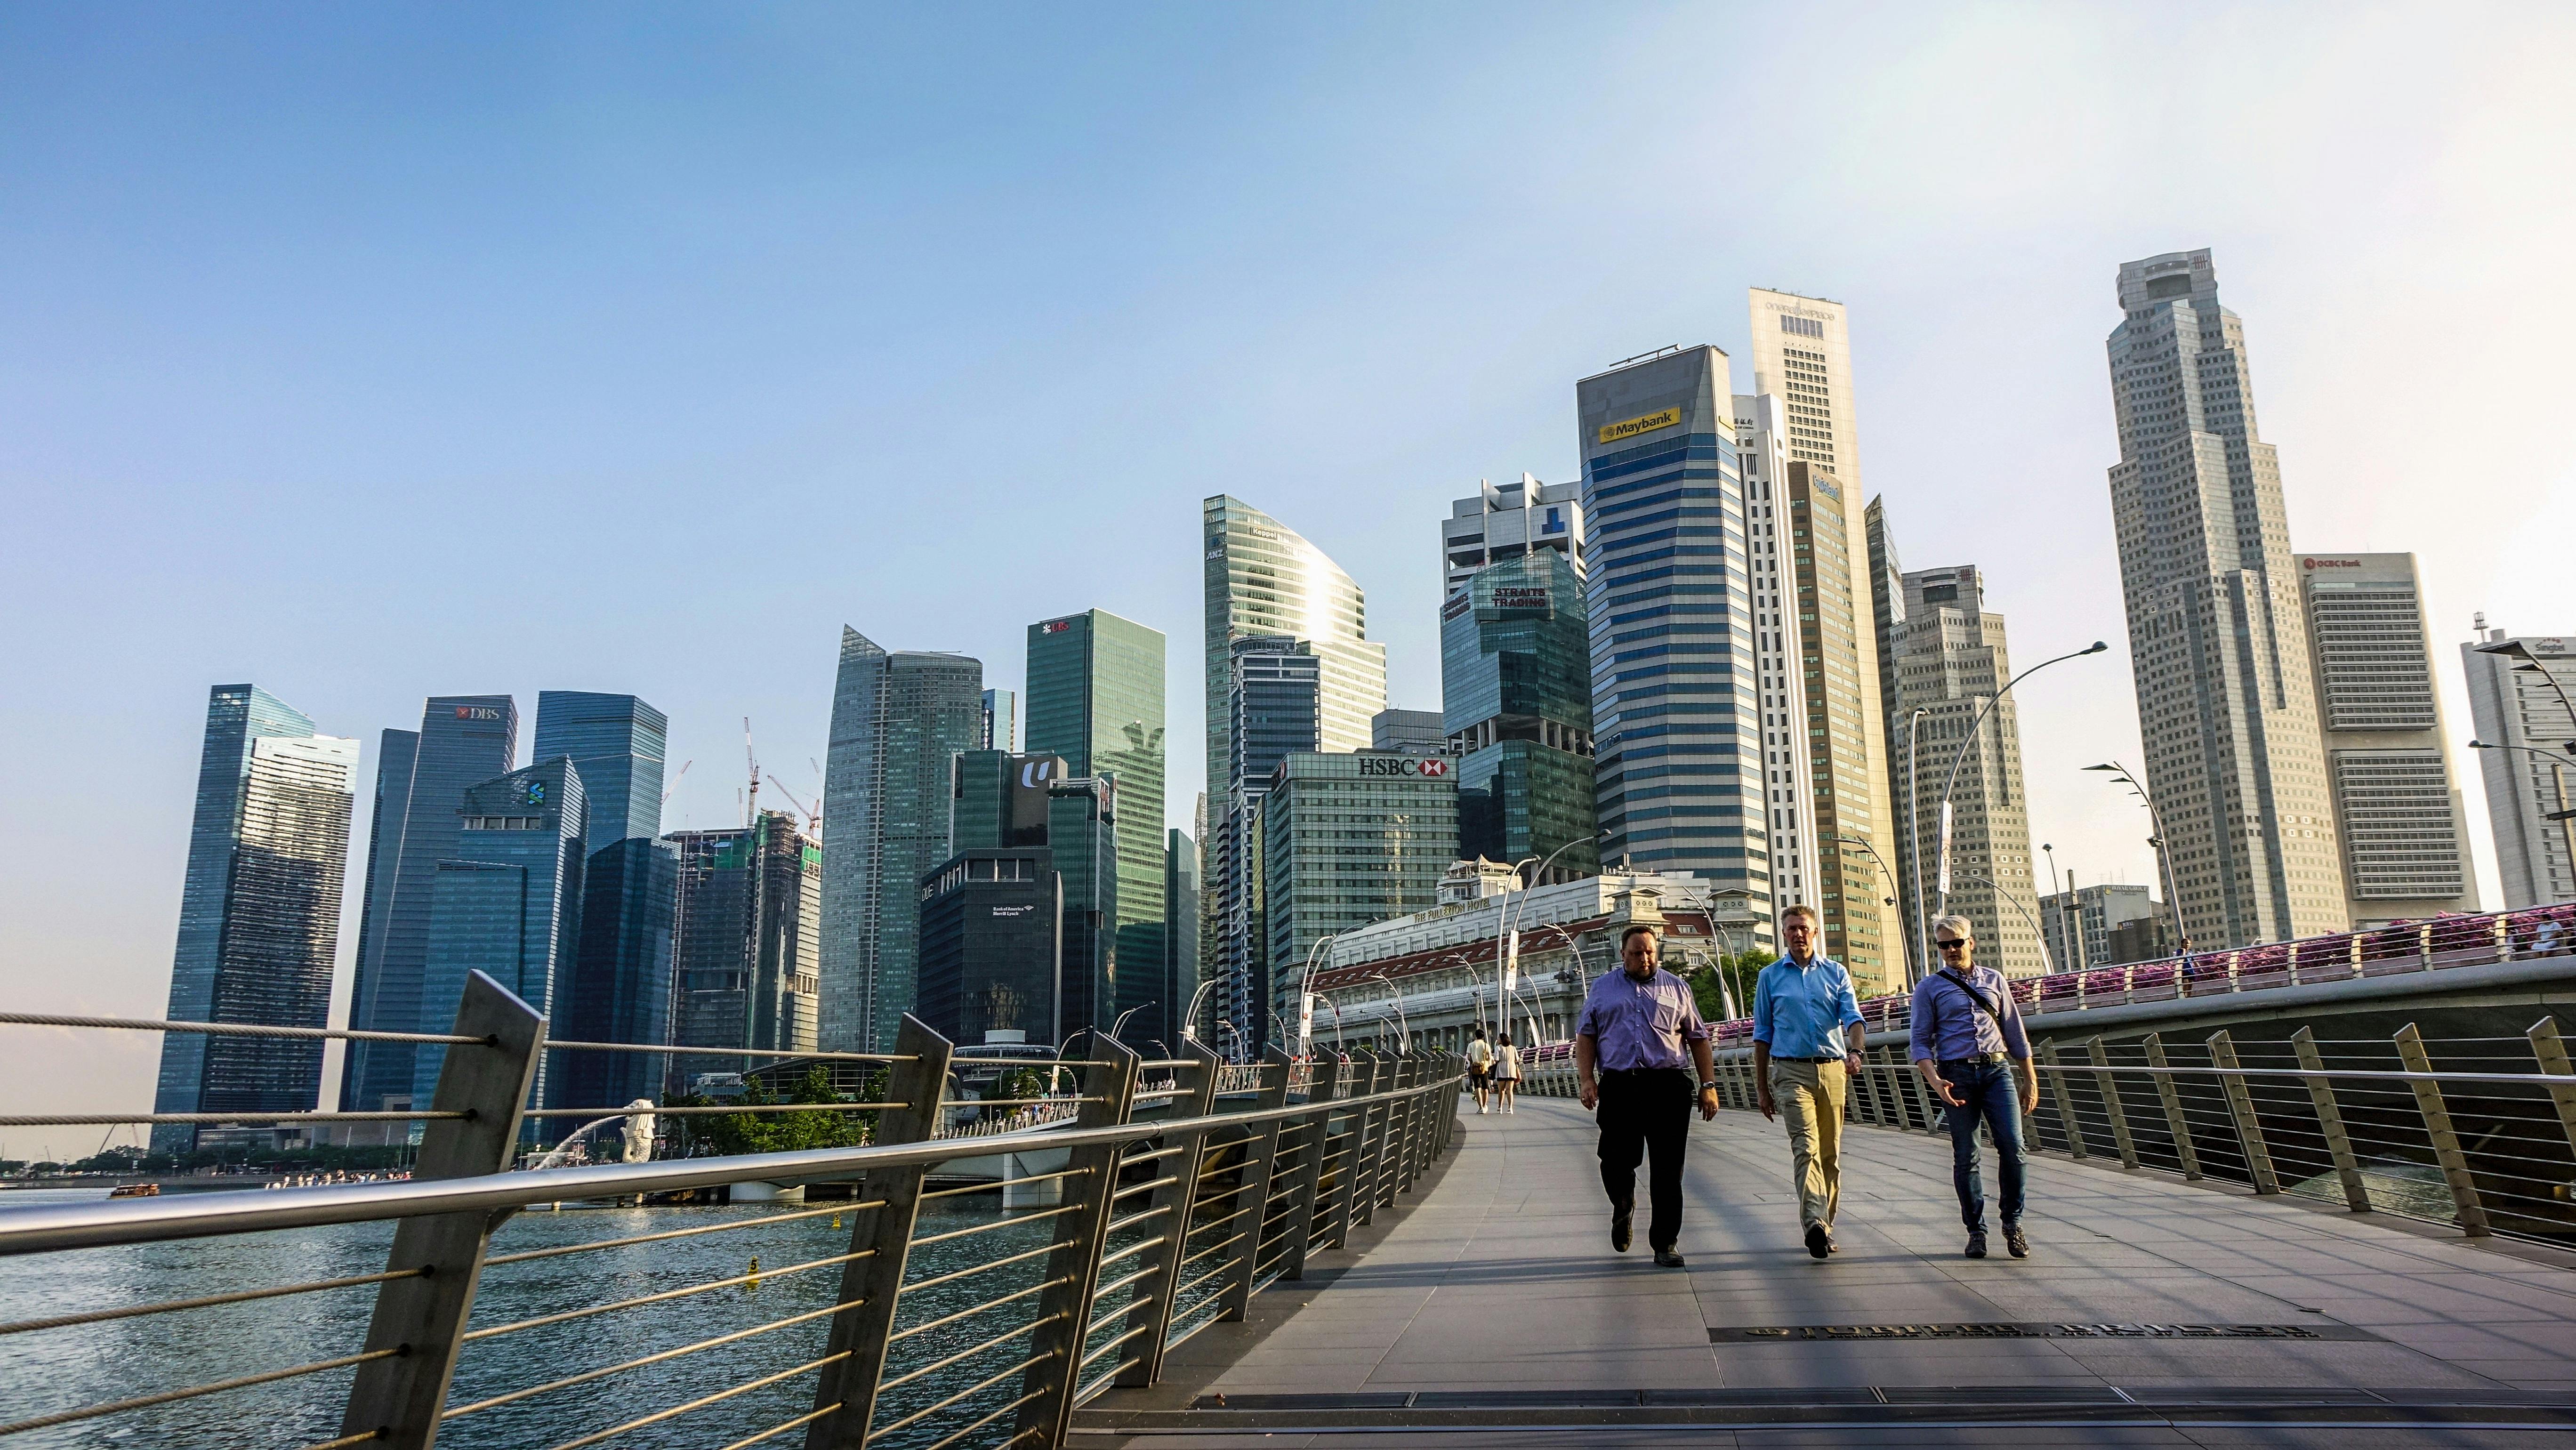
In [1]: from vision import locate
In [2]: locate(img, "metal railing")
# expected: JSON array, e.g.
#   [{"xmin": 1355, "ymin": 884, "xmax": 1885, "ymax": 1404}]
[
  {"xmin": 0, "ymin": 971, "xmax": 1464, "ymax": 1449},
  {"xmin": 1518, "ymin": 1015, "xmax": 2576, "ymax": 1246}
]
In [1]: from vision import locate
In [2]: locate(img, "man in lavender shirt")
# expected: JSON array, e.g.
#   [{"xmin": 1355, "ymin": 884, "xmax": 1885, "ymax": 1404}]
[{"xmin": 1576, "ymin": 924, "xmax": 1720, "ymax": 1268}]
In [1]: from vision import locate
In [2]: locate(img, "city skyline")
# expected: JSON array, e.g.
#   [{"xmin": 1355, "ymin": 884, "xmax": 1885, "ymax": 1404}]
[{"xmin": 8, "ymin": 5, "xmax": 2568, "ymax": 1117}]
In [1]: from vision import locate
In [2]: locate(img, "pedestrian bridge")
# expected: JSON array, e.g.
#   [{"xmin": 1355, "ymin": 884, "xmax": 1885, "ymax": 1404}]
[{"xmin": 1075, "ymin": 1096, "xmax": 2576, "ymax": 1446}]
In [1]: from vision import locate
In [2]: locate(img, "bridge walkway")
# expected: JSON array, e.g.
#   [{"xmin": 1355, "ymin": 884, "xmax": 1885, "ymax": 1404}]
[{"xmin": 1075, "ymin": 1096, "xmax": 2576, "ymax": 1446}]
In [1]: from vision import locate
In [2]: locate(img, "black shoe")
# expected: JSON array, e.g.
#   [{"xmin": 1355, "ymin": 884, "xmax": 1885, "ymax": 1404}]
[
  {"xmin": 1825, "ymin": 1229, "xmax": 1841, "ymax": 1254},
  {"xmin": 2004, "ymin": 1224, "xmax": 2029, "ymax": 1258},
  {"xmin": 1804, "ymin": 1223, "xmax": 1831, "ymax": 1259},
  {"xmin": 1611, "ymin": 1205, "xmax": 1633, "ymax": 1254},
  {"xmin": 1965, "ymin": 1230, "xmax": 1988, "ymax": 1259},
  {"xmin": 1654, "ymin": 1248, "xmax": 1687, "ymax": 1268}
]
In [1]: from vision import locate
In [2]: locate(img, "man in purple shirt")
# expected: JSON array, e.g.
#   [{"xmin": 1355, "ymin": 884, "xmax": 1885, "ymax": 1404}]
[
  {"xmin": 1907, "ymin": 914, "xmax": 2037, "ymax": 1260},
  {"xmin": 1576, "ymin": 924, "xmax": 1718, "ymax": 1268}
]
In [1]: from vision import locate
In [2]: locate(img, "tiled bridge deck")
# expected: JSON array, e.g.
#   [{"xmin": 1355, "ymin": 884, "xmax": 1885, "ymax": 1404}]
[{"xmin": 1074, "ymin": 1096, "xmax": 2576, "ymax": 1448}]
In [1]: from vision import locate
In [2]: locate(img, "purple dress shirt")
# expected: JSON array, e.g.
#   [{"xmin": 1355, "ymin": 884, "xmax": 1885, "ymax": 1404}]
[{"xmin": 1575, "ymin": 967, "xmax": 1709, "ymax": 1072}]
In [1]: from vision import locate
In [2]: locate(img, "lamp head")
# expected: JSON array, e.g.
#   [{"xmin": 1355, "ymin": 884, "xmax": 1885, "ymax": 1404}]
[{"xmin": 2084, "ymin": 641, "xmax": 2109, "ymax": 654}]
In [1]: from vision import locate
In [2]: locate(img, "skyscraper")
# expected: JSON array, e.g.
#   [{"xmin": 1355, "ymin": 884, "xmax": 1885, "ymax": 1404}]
[
  {"xmin": 1261, "ymin": 751, "xmax": 1459, "ymax": 1051},
  {"xmin": 931, "ymin": 749, "xmax": 1118, "ymax": 1043},
  {"xmin": 670, "ymin": 812, "xmax": 822, "ymax": 1084},
  {"xmin": 1027, "ymin": 609, "xmax": 1167, "ymax": 1043},
  {"xmin": 1441, "ymin": 474, "xmax": 1586, "ymax": 597},
  {"xmin": 1578, "ymin": 347, "xmax": 1767, "ymax": 938},
  {"xmin": 2292, "ymin": 554, "xmax": 2478, "ymax": 924},
  {"xmin": 560, "ymin": 836, "xmax": 679, "ymax": 1108},
  {"xmin": 416, "ymin": 757, "xmax": 588, "ymax": 1112},
  {"xmin": 1209, "ymin": 636, "xmax": 1322, "ymax": 1049},
  {"xmin": 2463, "ymin": 623, "xmax": 2576, "ymax": 909},
  {"xmin": 981, "ymin": 688, "xmax": 1016, "ymax": 753},
  {"xmin": 1441, "ymin": 548, "xmax": 1596, "ymax": 878},
  {"xmin": 1733, "ymin": 394, "xmax": 1826, "ymax": 933},
  {"xmin": 153, "ymin": 687, "xmax": 361, "ymax": 1153},
  {"xmin": 1371, "ymin": 709, "xmax": 1448, "ymax": 757},
  {"xmin": 532, "ymin": 692, "xmax": 667, "ymax": 852},
  {"xmin": 1863, "ymin": 497, "xmax": 1914, "ymax": 956},
  {"xmin": 1891, "ymin": 563, "xmax": 2045, "ymax": 978},
  {"xmin": 1165, "ymin": 827, "xmax": 1199, "ymax": 1049},
  {"xmin": 820, "ymin": 629, "xmax": 984, "ymax": 1052},
  {"xmin": 343, "ymin": 695, "xmax": 517, "ymax": 1112},
  {"xmin": 2104, "ymin": 250, "xmax": 2346, "ymax": 947}
]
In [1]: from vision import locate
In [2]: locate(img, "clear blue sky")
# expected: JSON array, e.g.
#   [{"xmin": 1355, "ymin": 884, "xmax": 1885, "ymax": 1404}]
[{"xmin": 4, "ymin": 3, "xmax": 2569, "ymax": 1124}]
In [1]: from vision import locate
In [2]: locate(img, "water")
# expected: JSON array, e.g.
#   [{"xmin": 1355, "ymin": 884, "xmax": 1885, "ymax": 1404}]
[{"xmin": 0, "ymin": 1185, "xmax": 1138, "ymax": 1449}]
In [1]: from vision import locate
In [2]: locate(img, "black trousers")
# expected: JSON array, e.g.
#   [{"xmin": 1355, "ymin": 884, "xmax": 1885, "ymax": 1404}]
[{"xmin": 1596, "ymin": 1067, "xmax": 1694, "ymax": 1250}]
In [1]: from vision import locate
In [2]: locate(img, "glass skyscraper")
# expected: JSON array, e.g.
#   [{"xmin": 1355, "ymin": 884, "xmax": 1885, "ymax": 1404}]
[
  {"xmin": 670, "ymin": 812, "xmax": 821, "ymax": 1087},
  {"xmin": 560, "ymin": 837, "xmax": 680, "ymax": 1108},
  {"xmin": 1441, "ymin": 548, "xmax": 1596, "ymax": 878},
  {"xmin": 820, "ymin": 629, "xmax": 983, "ymax": 1051},
  {"xmin": 1027, "ymin": 609, "xmax": 1167, "ymax": 1044},
  {"xmin": 1209, "ymin": 636, "xmax": 1322, "ymax": 1050},
  {"xmin": 153, "ymin": 686, "xmax": 361, "ymax": 1153},
  {"xmin": 532, "ymin": 692, "xmax": 667, "ymax": 852},
  {"xmin": 1260, "ymin": 752, "xmax": 1459, "ymax": 1051},
  {"xmin": 416, "ymin": 757, "xmax": 588, "ymax": 1115},
  {"xmin": 981, "ymin": 688, "xmax": 1016, "ymax": 752},
  {"xmin": 343, "ymin": 694, "xmax": 518, "ymax": 1112},
  {"xmin": 1577, "ymin": 347, "xmax": 1766, "ymax": 917}
]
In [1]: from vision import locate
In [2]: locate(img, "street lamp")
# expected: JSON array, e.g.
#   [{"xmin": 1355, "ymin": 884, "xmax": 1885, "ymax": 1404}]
[
  {"xmin": 2085, "ymin": 761, "xmax": 2189, "ymax": 953},
  {"xmin": 1833, "ymin": 832, "xmax": 1910, "ymax": 981},
  {"xmin": 1366, "ymin": 971, "xmax": 1411, "ymax": 1052},
  {"xmin": 2473, "ymin": 641, "xmax": 2576, "ymax": 750},
  {"xmin": 2471, "ymin": 740, "xmax": 2576, "ymax": 879},
  {"xmin": 1965, "ymin": 872, "xmax": 2055, "ymax": 976},
  {"xmin": 1109, "ymin": 1003, "xmax": 1153, "ymax": 1044},
  {"xmin": 1496, "ymin": 828, "xmax": 1613, "ymax": 1004},
  {"xmin": 1901, "ymin": 707, "xmax": 1931, "ymax": 982},
  {"xmin": 1934, "ymin": 643, "xmax": 2108, "ymax": 922},
  {"xmin": 1180, "ymin": 978, "xmax": 1220, "ymax": 1045}
]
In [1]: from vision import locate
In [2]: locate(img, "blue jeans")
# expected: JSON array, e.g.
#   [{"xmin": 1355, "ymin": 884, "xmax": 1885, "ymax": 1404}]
[{"xmin": 1939, "ymin": 1059, "xmax": 2026, "ymax": 1232}]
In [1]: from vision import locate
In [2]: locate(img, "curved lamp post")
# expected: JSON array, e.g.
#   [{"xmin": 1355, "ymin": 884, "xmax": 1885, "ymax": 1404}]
[
  {"xmin": 1964, "ymin": 871, "xmax": 2055, "ymax": 976},
  {"xmin": 1109, "ymin": 1002, "xmax": 1153, "ymax": 1044},
  {"xmin": 2085, "ymin": 760, "xmax": 2189, "ymax": 953},
  {"xmin": 1933, "ymin": 642, "xmax": 2108, "ymax": 923},
  {"xmin": 1833, "ymin": 832, "xmax": 1911, "ymax": 982},
  {"xmin": 2471, "ymin": 739, "xmax": 2576, "ymax": 880},
  {"xmin": 1366, "ymin": 971, "xmax": 1411, "ymax": 1053}
]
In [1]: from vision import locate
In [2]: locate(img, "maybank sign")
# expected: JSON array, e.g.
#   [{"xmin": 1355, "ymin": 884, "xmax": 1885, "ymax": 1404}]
[{"xmin": 1596, "ymin": 407, "xmax": 1681, "ymax": 446}]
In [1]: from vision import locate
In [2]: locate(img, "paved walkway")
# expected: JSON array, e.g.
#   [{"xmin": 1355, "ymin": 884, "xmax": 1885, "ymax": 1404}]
[{"xmin": 1076, "ymin": 1096, "xmax": 2576, "ymax": 1446}]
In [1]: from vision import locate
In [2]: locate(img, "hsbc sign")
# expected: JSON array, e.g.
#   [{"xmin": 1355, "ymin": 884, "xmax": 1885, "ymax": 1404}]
[{"xmin": 1359, "ymin": 755, "xmax": 1449, "ymax": 778}]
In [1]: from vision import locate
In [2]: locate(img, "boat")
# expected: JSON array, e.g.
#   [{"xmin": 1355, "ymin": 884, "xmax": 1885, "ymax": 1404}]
[{"xmin": 107, "ymin": 1183, "xmax": 161, "ymax": 1198}]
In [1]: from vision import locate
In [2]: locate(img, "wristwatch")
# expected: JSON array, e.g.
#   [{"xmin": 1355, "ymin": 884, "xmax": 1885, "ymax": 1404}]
[{"xmin": 1697, "ymin": 1080, "xmax": 1718, "ymax": 1095}]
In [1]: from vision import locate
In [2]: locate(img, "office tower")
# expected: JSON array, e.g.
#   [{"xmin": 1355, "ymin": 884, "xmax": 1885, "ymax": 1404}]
[
  {"xmin": 1577, "ymin": 346, "xmax": 1767, "ymax": 942},
  {"xmin": 1164, "ymin": 828, "xmax": 1199, "ymax": 1051},
  {"xmin": 2105, "ymin": 250, "xmax": 2345, "ymax": 946},
  {"xmin": 1774, "ymin": 460, "xmax": 1893, "ymax": 988},
  {"xmin": 933, "ymin": 749, "xmax": 1118, "ymax": 1042},
  {"xmin": 2292, "ymin": 555, "xmax": 2478, "ymax": 924},
  {"xmin": 918, "ymin": 844, "xmax": 1061, "ymax": 1046},
  {"xmin": 416, "ymin": 758, "xmax": 588, "ymax": 1112},
  {"xmin": 2039, "ymin": 881, "xmax": 2159, "ymax": 975},
  {"xmin": 1371, "ymin": 709, "xmax": 1448, "ymax": 757},
  {"xmin": 1733, "ymin": 395, "xmax": 1826, "ymax": 927},
  {"xmin": 1441, "ymin": 473, "xmax": 1586, "ymax": 597},
  {"xmin": 670, "ymin": 812, "xmax": 822, "ymax": 1086},
  {"xmin": 1890, "ymin": 564, "xmax": 2045, "ymax": 977},
  {"xmin": 820, "ymin": 629, "xmax": 984, "ymax": 1052},
  {"xmin": 981, "ymin": 688, "xmax": 1016, "ymax": 753},
  {"xmin": 1027, "ymin": 609, "xmax": 1167, "ymax": 1043},
  {"xmin": 2464, "ymin": 623, "xmax": 2576, "ymax": 908},
  {"xmin": 1441, "ymin": 549, "xmax": 1596, "ymax": 878},
  {"xmin": 1863, "ymin": 499, "xmax": 1913, "ymax": 946},
  {"xmin": 1261, "ymin": 752, "xmax": 1460, "ymax": 1048},
  {"xmin": 152, "ymin": 687, "xmax": 360, "ymax": 1154},
  {"xmin": 532, "ymin": 692, "xmax": 667, "ymax": 852},
  {"xmin": 1750, "ymin": 289, "xmax": 1900, "ymax": 951},
  {"xmin": 343, "ymin": 695, "xmax": 518, "ymax": 1112},
  {"xmin": 1209, "ymin": 636, "xmax": 1324, "ymax": 1054},
  {"xmin": 559, "ymin": 838, "xmax": 679, "ymax": 1108}
]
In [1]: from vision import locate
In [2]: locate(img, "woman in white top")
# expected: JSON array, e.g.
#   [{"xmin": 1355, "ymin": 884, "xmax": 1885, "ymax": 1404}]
[{"xmin": 1491, "ymin": 1035, "xmax": 1523, "ymax": 1114}]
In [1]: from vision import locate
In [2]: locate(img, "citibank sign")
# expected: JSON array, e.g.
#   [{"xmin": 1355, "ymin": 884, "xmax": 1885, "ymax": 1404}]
[{"xmin": 1359, "ymin": 756, "xmax": 1449, "ymax": 778}]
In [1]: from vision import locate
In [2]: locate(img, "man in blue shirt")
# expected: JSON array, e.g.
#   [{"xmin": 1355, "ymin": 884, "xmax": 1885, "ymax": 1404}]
[
  {"xmin": 1907, "ymin": 913, "xmax": 2037, "ymax": 1260},
  {"xmin": 1752, "ymin": 903, "xmax": 1867, "ymax": 1260}
]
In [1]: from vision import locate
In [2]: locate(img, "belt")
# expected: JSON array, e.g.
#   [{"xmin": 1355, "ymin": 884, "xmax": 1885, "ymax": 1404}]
[
  {"xmin": 1941, "ymin": 1053, "xmax": 2010, "ymax": 1067},
  {"xmin": 1771, "ymin": 1055, "xmax": 1843, "ymax": 1063},
  {"xmin": 1599, "ymin": 1065, "xmax": 1691, "ymax": 1076}
]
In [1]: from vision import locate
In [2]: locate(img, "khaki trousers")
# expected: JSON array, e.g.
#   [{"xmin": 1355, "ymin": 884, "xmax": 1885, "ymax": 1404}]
[{"xmin": 1768, "ymin": 1060, "xmax": 1846, "ymax": 1230}]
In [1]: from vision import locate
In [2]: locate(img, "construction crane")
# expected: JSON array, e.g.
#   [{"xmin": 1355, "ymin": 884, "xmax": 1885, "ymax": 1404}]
[
  {"xmin": 768, "ymin": 778, "xmax": 821, "ymax": 838},
  {"xmin": 660, "ymin": 759, "xmax": 692, "ymax": 806},
  {"xmin": 742, "ymin": 717, "xmax": 761, "ymax": 828}
]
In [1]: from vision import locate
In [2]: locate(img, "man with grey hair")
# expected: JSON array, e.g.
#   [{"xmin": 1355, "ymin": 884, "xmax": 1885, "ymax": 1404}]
[{"xmin": 1908, "ymin": 913, "xmax": 2037, "ymax": 1259}]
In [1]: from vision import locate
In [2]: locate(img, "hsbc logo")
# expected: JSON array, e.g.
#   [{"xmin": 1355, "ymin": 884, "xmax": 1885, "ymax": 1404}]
[
  {"xmin": 1421, "ymin": 758, "xmax": 1449, "ymax": 777},
  {"xmin": 1359, "ymin": 755, "xmax": 1449, "ymax": 778}
]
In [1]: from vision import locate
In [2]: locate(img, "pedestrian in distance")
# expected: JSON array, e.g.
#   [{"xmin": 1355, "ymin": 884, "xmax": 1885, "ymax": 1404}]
[
  {"xmin": 1752, "ymin": 903, "xmax": 1867, "ymax": 1260},
  {"xmin": 1491, "ymin": 1034, "xmax": 1522, "ymax": 1113},
  {"xmin": 1466, "ymin": 1025, "xmax": 1494, "ymax": 1113},
  {"xmin": 1575, "ymin": 924, "xmax": 1720, "ymax": 1269},
  {"xmin": 1908, "ymin": 913, "xmax": 2037, "ymax": 1260}
]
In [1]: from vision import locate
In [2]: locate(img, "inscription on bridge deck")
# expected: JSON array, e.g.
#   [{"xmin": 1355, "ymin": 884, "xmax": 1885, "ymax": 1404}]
[{"xmin": 1710, "ymin": 1322, "xmax": 2374, "ymax": 1343}]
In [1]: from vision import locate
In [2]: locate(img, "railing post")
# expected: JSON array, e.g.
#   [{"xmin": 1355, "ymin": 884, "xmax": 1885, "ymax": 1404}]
[
  {"xmin": 1015, "ymin": 1032, "xmax": 1142, "ymax": 1447},
  {"xmin": 1900, "ymin": 1046, "xmax": 1941, "ymax": 1134},
  {"xmin": 2292, "ymin": 1026, "xmax": 2369, "ymax": 1213},
  {"xmin": 805, "ymin": 1015, "xmax": 956, "ymax": 1450},
  {"xmin": 1322, "ymin": 1052, "xmax": 1368, "ymax": 1250},
  {"xmin": 2207, "ymin": 1030, "xmax": 2279, "ymax": 1194},
  {"xmin": 1378, "ymin": 1056, "xmax": 1417, "ymax": 1208},
  {"xmin": 2040, "ymin": 1040, "xmax": 2087, "ymax": 1159},
  {"xmin": 2526, "ymin": 1016, "xmax": 2576, "ymax": 1167},
  {"xmin": 1280, "ymin": 1050, "xmax": 1344, "ymax": 1281},
  {"xmin": 338, "ymin": 971, "xmax": 542, "ymax": 1450},
  {"xmin": 2087, "ymin": 1037, "xmax": 2138, "ymax": 1169},
  {"xmin": 2394, "ymin": 1023, "xmax": 2488, "ymax": 1238},
  {"xmin": 1850, "ymin": 1050, "xmax": 1883, "ymax": 1125},
  {"xmin": 1215, "ymin": 1048, "xmax": 1292, "ymax": 1322},
  {"xmin": 2143, "ymin": 1032, "xmax": 2201, "ymax": 1181},
  {"xmin": 1117, "ymin": 1039, "xmax": 1222, "ymax": 1389},
  {"xmin": 1347, "ymin": 1050, "xmax": 1390, "ymax": 1229}
]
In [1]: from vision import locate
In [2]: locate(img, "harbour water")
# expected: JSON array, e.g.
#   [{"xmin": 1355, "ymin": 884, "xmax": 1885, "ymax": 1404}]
[{"xmin": 0, "ymin": 1185, "xmax": 1107, "ymax": 1448}]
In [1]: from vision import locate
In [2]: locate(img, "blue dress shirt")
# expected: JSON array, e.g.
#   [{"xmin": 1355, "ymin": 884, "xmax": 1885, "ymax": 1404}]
[{"xmin": 1751, "ymin": 954, "xmax": 1864, "ymax": 1059}]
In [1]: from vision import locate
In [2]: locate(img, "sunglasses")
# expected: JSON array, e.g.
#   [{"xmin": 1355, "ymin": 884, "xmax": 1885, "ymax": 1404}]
[{"xmin": 1936, "ymin": 938, "xmax": 1971, "ymax": 950}]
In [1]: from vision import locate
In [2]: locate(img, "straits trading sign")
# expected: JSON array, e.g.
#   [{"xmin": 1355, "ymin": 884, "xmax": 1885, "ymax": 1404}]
[
  {"xmin": 1358, "ymin": 755, "xmax": 1450, "ymax": 778},
  {"xmin": 1489, "ymin": 586, "xmax": 1551, "ymax": 612},
  {"xmin": 1596, "ymin": 407, "xmax": 1681, "ymax": 446}
]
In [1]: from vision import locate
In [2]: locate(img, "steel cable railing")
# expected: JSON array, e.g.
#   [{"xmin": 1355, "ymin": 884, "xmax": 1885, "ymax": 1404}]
[{"xmin": 0, "ymin": 973, "xmax": 1462, "ymax": 1450}]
